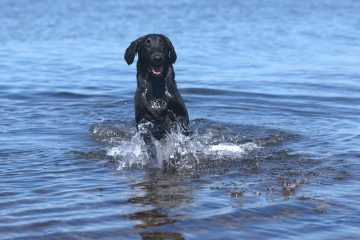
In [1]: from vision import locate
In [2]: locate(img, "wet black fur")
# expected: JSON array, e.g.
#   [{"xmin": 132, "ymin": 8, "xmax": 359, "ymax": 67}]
[{"xmin": 124, "ymin": 34, "xmax": 189, "ymax": 140}]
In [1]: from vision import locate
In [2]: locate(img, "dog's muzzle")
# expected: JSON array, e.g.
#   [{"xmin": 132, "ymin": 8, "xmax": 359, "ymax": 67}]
[{"xmin": 150, "ymin": 54, "xmax": 164, "ymax": 77}]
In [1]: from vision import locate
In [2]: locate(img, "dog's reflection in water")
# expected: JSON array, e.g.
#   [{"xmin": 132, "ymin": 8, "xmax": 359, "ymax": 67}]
[{"xmin": 125, "ymin": 171, "xmax": 191, "ymax": 240}]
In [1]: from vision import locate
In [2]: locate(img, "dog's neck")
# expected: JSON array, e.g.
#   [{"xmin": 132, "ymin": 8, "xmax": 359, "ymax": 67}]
[
  {"xmin": 137, "ymin": 63, "xmax": 174, "ymax": 99},
  {"xmin": 147, "ymin": 74, "xmax": 166, "ymax": 99}
]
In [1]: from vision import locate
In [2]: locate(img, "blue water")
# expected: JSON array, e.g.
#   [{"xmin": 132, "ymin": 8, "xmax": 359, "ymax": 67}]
[{"xmin": 1, "ymin": 0, "xmax": 360, "ymax": 239}]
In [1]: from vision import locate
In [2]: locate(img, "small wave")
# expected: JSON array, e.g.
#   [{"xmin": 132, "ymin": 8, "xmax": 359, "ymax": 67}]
[
  {"xmin": 50, "ymin": 91, "xmax": 93, "ymax": 99},
  {"xmin": 208, "ymin": 142, "xmax": 258, "ymax": 153},
  {"xmin": 181, "ymin": 87, "xmax": 239, "ymax": 96},
  {"xmin": 48, "ymin": 91, "xmax": 102, "ymax": 99}
]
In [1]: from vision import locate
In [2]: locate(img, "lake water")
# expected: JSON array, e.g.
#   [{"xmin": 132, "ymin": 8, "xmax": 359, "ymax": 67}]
[{"xmin": 1, "ymin": 0, "xmax": 360, "ymax": 239}]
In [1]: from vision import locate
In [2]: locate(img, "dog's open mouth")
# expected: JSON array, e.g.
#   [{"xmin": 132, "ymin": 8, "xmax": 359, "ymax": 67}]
[{"xmin": 151, "ymin": 66, "xmax": 163, "ymax": 77}]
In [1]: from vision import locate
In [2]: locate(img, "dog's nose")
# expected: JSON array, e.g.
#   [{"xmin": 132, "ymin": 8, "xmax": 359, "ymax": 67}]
[{"xmin": 152, "ymin": 54, "xmax": 163, "ymax": 63}]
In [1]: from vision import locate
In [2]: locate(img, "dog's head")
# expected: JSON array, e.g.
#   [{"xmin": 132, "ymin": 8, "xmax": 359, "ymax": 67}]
[{"xmin": 124, "ymin": 34, "xmax": 177, "ymax": 77}]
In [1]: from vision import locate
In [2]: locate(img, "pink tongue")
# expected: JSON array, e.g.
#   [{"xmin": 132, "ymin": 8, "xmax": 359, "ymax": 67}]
[{"xmin": 152, "ymin": 67, "xmax": 162, "ymax": 75}]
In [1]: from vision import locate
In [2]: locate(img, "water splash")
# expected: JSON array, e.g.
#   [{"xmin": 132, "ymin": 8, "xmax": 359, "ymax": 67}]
[{"xmin": 91, "ymin": 120, "xmax": 262, "ymax": 170}]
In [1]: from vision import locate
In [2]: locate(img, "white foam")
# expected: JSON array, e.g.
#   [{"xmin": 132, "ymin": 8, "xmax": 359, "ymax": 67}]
[
  {"xmin": 209, "ymin": 144, "xmax": 245, "ymax": 153},
  {"xmin": 106, "ymin": 132, "xmax": 149, "ymax": 170},
  {"xmin": 105, "ymin": 127, "xmax": 259, "ymax": 170},
  {"xmin": 209, "ymin": 142, "xmax": 258, "ymax": 153}
]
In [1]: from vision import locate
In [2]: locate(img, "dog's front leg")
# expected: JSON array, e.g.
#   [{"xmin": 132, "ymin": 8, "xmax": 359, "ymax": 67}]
[{"xmin": 141, "ymin": 131, "xmax": 157, "ymax": 162}]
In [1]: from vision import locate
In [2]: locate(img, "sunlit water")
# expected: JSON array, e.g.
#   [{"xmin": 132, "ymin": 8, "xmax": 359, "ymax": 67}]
[{"xmin": 1, "ymin": 0, "xmax": 360, "ymax": 239}]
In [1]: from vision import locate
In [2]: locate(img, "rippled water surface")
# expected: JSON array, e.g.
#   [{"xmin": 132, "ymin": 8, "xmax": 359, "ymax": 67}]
[{"xmin": 1, "ymin": 0, "xmax": 360, "ymax": 239}]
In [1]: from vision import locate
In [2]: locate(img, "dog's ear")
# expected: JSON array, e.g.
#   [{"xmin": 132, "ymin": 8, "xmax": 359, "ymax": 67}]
[
  {"xmin": 164, "ymin": 36, "xmax": 177, "ymax": 64},
  {"xmin": 124, "ymin": 37, "xmax": 143, "ymax": 65}
]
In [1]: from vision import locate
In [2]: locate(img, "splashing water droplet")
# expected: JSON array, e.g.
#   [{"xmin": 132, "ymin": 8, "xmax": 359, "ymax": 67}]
[{"xmin": 103, "ymin": 122, "xmax": 259, "ymax": 170}]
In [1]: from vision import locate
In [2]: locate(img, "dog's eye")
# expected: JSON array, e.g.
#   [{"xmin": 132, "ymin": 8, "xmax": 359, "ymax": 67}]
[
  {"xmin": 159, "ymin": 39, "xmax": 165, "ymax": 47},
  {"xmin": 144, "ymin": 39, "xmax": 151, "ymax": 48}
]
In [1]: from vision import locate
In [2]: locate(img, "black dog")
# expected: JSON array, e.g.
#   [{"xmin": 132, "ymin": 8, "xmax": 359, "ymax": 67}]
[{"xmin": 124, "ymin": 34, "xmax": 189, "ymax": 141}]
